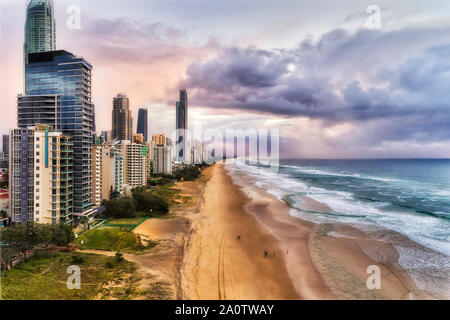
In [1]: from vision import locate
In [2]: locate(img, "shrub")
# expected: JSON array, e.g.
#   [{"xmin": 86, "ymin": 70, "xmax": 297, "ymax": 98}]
[
  {"xmin": 132, "ymin": 191, "xmax": 169, "ymax": 215},
  {"xmin": 115, "ymin": 252, "xmax": 124, "ymax": 263},
  {"xmin": 71, "ymin": 254, "xmax": 84, "ymax": 264}
]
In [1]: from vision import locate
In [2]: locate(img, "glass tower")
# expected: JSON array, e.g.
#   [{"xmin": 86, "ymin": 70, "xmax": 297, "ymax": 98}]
[
  {"xmin": 19, "ymin": 50, "xmax": 95, "ymax": 216},
  {"xmin": 137, "ymin": 108, "xmax": 148, "ymax": 142},
  {"xmin": 24, "ymin": 0, "xmax": 56, "ymax": 64},
  {"xmin": 176, "ymin": 89, "xmax": 188, "ymax": 162}
]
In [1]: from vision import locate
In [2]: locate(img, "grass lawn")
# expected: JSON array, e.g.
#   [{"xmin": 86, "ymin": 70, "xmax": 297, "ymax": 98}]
[
  {"xmin": 75, "ymin": 228, "xmax": 138, "ymax": 252},
  {"xmin": 151, "ymin": 183, "xmax": 181, "ymax": 205},
  {"xmin": 0, "ymin": 250, "xmax": 142, "ymax": 300},
  {"xmin": 75, "ymin": 227, "xmax": 156, "ymax": 253}
]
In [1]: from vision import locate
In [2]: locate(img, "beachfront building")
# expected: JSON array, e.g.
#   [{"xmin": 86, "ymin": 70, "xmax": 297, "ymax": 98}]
[
  {"xmin": 152, "ymin": 145, "xmax": 173, "ymax": 175},
  {"xmin": 9, "ymin": 124, "xmax": 73, "ymax": 224},
  {"xmin": 137, "ymin": 107, "xmax": 148, "ymax": 142},
  {"xmin": 19, "ymin": 50, "xmax": 95, "ymax": 218},
  {"xmin": 92, "ymin": 143, "xmax": 103, "ymax": 206},
  {"xmin": 111, "ymin": 146, "xmax": 124, "ymax": 194},
  {"xmin": 112, "ymin": 93, "xmax": 133, "ymax": 141},
  {"xmin": 96, "ymin": 142, "xmax": 124, "ymax": 196},
  {"xmin": 92, "ymin": 141, "xmax": 127, "ymax": 202},
  {"xmin": 120, "ymin": 140, "xmax": 147, "ymax": 188},
  {"xmin": 144, "ymin": 141, "xmax": 153, "ymax": 179}
]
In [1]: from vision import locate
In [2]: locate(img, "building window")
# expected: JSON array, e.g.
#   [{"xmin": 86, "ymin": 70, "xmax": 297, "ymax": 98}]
[
  {"xmin": 36, "ymin": 210, "xmax": 39, "ymax": 215},
  {"xmin": 36, "ymin": 166, "xmax": 40, "ymax": 171},
  {"xmin": 36, "ymin": 203, "xmax": 39, "ymax": 208},
  {"xmin": 36, "ymin": 152, "xmax": 40, "ymax": 156},
  {"xmin": 36, "ymin": 137, "xmax": 40, "ymax": 142}
]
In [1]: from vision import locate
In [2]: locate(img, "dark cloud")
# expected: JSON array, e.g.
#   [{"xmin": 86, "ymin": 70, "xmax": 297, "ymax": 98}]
[{"xmin": 180, "ymin": 27, "xmax": 450, "ymax": 147}]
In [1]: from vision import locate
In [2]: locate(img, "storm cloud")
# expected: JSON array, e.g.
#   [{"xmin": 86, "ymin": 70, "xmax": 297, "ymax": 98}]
[{"xmin": 180, "ymin": 27, "xmax": 450, "ymax": 147}]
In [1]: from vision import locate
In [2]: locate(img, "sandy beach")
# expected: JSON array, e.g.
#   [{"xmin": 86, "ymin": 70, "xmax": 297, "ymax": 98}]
[
  {"xmin": 179, "ymin": 164, "xmax": 300, "ymax": 299},
  {"xmin": 109, "ymin": 163, "xmax": 441, "ymax": 300},
  {"xmin": 176, "ymin": 164, "xmax": 438, "ymax": 300}
]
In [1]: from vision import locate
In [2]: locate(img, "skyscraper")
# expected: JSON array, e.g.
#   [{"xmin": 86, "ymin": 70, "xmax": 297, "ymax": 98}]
[
  {"xmin": 2, "ymin": 135, "xmax": 9, "ymax": 159},
  {"xmin": 24, "ymin": 0, "xmax": 56, "ymax": 64},
  {"xmin": 176, "ymin": 89, "xmax": 188, "ymax": 162},
  {"xmin": 112, "ymin": 93, "xmax": 133, "ymax": 141},
  {"xmin": 18, "ymin": 50, "xmax": 95, "ymax": 216},
  {"xmin": 137, "ymin": 107, "xmax": 148, "ymax": 142}
]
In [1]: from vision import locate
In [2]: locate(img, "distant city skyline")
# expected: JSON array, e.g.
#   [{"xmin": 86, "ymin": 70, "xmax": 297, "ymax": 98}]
[{"xmin": 1, "ymin": 0, "xmax": 449, "ymax": 158}]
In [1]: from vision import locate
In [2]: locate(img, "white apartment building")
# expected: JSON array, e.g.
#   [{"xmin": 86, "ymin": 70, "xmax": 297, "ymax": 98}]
[
  {"xmin": 120, "ymin": 140, "xmax": 147, "ymax": 188},
  {"xmin": 92, "ymin": 144, "xmax": 103, "ymax": 206},
  {"xmin": 153, "ymin": 145, "xmax": 173, "ymax": 175},
  {"xmin": 9, "ymin": 124, "xmax": 73, "ymax": 224}
]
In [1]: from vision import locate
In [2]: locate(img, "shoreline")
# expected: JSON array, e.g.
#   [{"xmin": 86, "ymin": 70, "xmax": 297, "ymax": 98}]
[
  {"xmin": 227, "ymin": 164, "xmax": 444, "ymax": 300},
  {"xmin": 177, "ymin": 163, "xmax": 442, "ymax": 300}
]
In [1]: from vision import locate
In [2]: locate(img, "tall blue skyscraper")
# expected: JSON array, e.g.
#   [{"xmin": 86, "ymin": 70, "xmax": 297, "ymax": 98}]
[
  {"xmin": 137, "ymin": 107, "xmax": 148, "ymax": 142},
  {"xmin": 24, "ymin": 0, "xmax": 56, "ymax": 64},
  {"xmin": 176, "ymin": 89, "xmax": 188, "ymax": 162},
  {"xmin": 18, "ymin": 50, "xmax": 95, "ymax": 216}
]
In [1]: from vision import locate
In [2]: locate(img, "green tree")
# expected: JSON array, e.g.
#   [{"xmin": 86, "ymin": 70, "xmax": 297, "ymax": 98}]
[
  {"xmin": 103, "ymin": 197, "xmax": 137, "ymax": 218},
  {"xmin": 132, "ymin": 191, "xmax": 169, "ymax": 215}
]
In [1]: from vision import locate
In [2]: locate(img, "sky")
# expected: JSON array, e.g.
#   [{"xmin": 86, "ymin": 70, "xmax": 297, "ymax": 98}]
[{"xmin": 0, "ymin": 0, "xmax": 449, "ymax": 158}]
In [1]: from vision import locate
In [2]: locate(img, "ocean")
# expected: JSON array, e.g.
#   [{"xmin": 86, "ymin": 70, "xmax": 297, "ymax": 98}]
[{"xmin": 227, "ymin": 159, "xmax": 450, "ymax": 297}]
